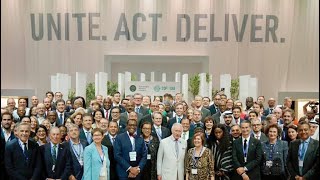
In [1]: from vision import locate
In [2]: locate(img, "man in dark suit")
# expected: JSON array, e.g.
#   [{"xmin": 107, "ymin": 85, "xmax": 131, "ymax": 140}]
[
  {"xmin": 251, "ymin": 118, "xmax": 268, "ymax": 143},
  {"xmin": 102, "ymin": 96, "xmax": 112, "ymax": 120},
  {"xmin": 79, "ymin": 113, "xmax": 93, "ymax": 144},
  {"xmin": 38, "ymin": 127, "xmax": 71, "ymax": 179},
  {"xmin": 111, "ymin": 91, "xmax": 126, "ymax": 113},
  {"xmin": 5, "ymin": 122, "xmax": 40, "ymax": 179},
  {"xmin": 133, "ymin": 93, "xmax": 149, "ymax": 116},
  {"xmin": 211, "ymin": 100, "xmax": 227, "ymax": 124},
  {"xmin": 151, "ymin": 112, "xmax": 171, "ymax": 140},
  {"xmin": 232, "ymin": 120, "xmax": 263, "ymax": 180},
  {"xmin": 114, "ymin": 119, "xmax": 147, "ymax": 180},
  {"xmin": 110, "ymin": 107, "xmax": 127, "ymax": 134},
  {"xmin": 140, "ymin": 102, "xmax": 168, "ymax": 128},
  {"xmin": 63, "ymin": 123, "xmax": 88, "ymax": 180},
  {"xmin": 168, "ymin": 103, "xmax": 186, "ymax": 130},
  {"xmin": 1, "ymin": 112, "xmax": 16, "ymax": 180},
  {"xmin": 102, "ymin": 121, "xmax": 119, "ymax": 180},
  {"xmin": 287, "ymin": 122, "xmax": 319, "ymax": 180},
  {"xmin": 194, "ymin": 95, "xmax": 211, "ymax": 122},
  {"xmin": 209, "ymin": 94, "xmax": 221, "ymax": 115},
  {"xmin": 120, "ymin": 100, "xmax": 143, "ymax": 125},
  {"xmin": 55, "ymin": 99, "xmax": 70, "ymax": 126},
  {"xmin": 263, "ymin": 98, "xmax": 276, "ymax": 116}
]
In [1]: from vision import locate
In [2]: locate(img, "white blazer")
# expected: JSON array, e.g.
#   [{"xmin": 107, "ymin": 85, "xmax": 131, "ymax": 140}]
[{"xmin": 157, "ymin": 136, "xmax": 187, "ymax": 180}]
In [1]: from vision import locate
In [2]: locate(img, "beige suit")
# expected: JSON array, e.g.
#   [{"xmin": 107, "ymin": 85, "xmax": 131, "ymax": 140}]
[{"xmin": 157, "ymin": 136, "xmax": 187, "ymax": 180}]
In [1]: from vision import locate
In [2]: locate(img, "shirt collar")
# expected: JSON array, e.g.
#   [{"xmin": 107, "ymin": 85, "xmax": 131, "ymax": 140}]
[
  {"xmin": 50, "ymin": 142, "xmax": 59, "ymax": 148},
  {"xmin": 127, "ymin": 131, "xmax": 136, "ymax": 137},
  {"xmin": 242, "ymin": 136, "xmax": 251, "ymax": 143},
  {"xmin": 301, "ymin": 137, "xmax": 311, "ymax": 143},
  {"xmin": 18, "ymin": 139, "xmax": 28, "ymax": 146}
]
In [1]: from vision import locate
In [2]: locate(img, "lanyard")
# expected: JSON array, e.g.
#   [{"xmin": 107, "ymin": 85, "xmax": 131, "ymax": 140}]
[
  {"xmin": 192, "ymin": 146, "xmax": 203, "ymax": 168},
  {"xmin": 100, "ymin": 147, "xmax": 105, "ymax": 164},
  {"xmin": 70, "ymin": 141, "xmax": 83, "ymax": 161}
]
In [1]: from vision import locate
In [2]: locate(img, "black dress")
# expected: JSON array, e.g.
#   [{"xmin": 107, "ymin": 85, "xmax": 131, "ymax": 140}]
[{"xmin": 140, "ymin": 135, "xmax": 160, "ymax": 180}]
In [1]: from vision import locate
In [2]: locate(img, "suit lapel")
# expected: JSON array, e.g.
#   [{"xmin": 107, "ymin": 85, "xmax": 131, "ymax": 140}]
[
  {"xmin": 45, "ymin": 144, "xmax": 53, "ymax": 168},
  {"xmin": 303, "ymin": 139, "xmax": 314, "ymax": 168}
]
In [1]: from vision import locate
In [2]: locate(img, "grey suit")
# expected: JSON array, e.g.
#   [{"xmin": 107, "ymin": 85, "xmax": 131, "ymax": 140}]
[
  {"xmin": 200, "ymin": 107, "xmax": 211, "ymax": 122},
  {"xmin": 251, "ymin": 132, "xmax": 268, "ymax": 143},
  {"xmin": 287, "ymin": 138, "xmax": 319, "ymax": 179},
  {"xmin": 211, "ymin": 111, "xmax": 222, "ymax": 124},
  {"xmin": 120, "ymin": 112, "xmax": 143, "ymax": 124}
]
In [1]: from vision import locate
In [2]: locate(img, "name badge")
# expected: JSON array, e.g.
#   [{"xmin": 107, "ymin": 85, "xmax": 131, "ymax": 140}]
[
  {"xmin": 99, "ymin": 166, "xmax": 106, "ymax": 177},
  {"xmin": 191, "ymin": 169, "xmax": 198, "ymax": 174},
  {"xmin": 129, "ymin": 151, "xmax": 137, "ymax": 161},
  {"xmin": 147, "ymin": 154, "xmax": 151, "ymax": 160},
  {"xmin": 266, "ymin": 161, "xmax": 273, "ymax": 167},
  {"xmin": 299, "ymin": 160, "xmax": 303, "ymax": 167},
  {"xmin": 52, "ymin": 165, "xmax": 55, "ymax": 171},
  {"xmin": 244, "ymin": 157, "xmax": 247, "ymax": 162}
]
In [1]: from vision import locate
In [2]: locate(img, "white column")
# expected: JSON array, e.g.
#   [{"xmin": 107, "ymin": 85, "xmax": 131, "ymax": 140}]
[
  {"xmin": 175, "ymin": 72, "xmax": 181, "ymax": 83},
  {"xmin": 118, "ymin": 73, "xmax": 125, "ymax": 95},
  {"xmin": 150, "ymin": 72, "xmax": 155, "ymax": 82},
  {"xmin": 208, "ymin": 74, "xmax": 213, "ymax": 101},
  {"xmin": 140, "ymin": 73, "xmax": 146, "ymax": 82},
  {"xmin": 182, "ymin": 74, "xmax": 189, "ymax": 103},
  {"xmin": 199, "ymin": 73, "xmax": 208, "ymax": 97},
  {"xmin": 125, "ymin": 71, "xmax": 131, "ymax": 83},
  {"xmin": 98, "ymin": 72, "xmax": 108, "ymax": 97},
  {"xmin": 239, "ymin": 75, "xmax": 250, "ymax": 104},
  {"xmin": 249, "ymin": 77, "xmax": 258, "ymax": 101},
  {"xmin": 220, "ymin": 74, "xmax": 231, "ymax": 99},
  {"xmin": 76, "ymin": 72, "xmax": 87, "ymax": 98},
  {"xmin": 162, "ymin": 73, "xmax": 166, "ymax": 82},
  {"xmin": 51, "ymin": 75, "xmax": 57, "ymax": 93}
]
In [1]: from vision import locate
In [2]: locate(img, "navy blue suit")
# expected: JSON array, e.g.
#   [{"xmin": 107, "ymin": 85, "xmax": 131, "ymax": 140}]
[
  {"xmin": 167, "ymin": 115, "xmax": 186, "ymax": 130},
  {"xmin": 38, "ymin": 143, "xmax": 71, "ymax": 180},
  {"xmin": 62, "ymin": 139, "xmax": 88, "ymax": 180},
  {"xmin": 5, "ymin": 138, "xmax": 40, "ymax": 180},
  {"xmin": 113, "ymin": 132, "xmax": 147, "ymax": 180}
]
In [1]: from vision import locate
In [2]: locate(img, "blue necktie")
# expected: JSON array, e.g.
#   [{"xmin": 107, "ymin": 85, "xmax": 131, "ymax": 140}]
[
  {"xmin": 177, "ymin": 117, "xmax": 182, "ymax": 123},
  {"xmin": 86, "ymin": 132, "xmax": 92, "ymax": 144}
]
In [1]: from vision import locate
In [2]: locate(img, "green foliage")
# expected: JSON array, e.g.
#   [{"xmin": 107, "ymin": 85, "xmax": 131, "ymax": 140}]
[
  {"xmin": 68, "ymin": 89, "xmax": 76, "ymax": 100},
  {"xmin": 107, "ymin": 81, "xmax": 118, "ymax": 96},
  {"xmin": 206, "ymin": 73, "xmax": 211, "ymax": 83},
  {"xmin": 231, "ymin": 78, "xmax": 240, "ymax": 100},
  {"xmin": 86, "ymin": 82, "xmax": 95, "ymax": 107},
  {"xmin": 189, "ymin": 74, "xmax": 200, "ymax": 98},
  {"xmin": 131, "ymin": 74, "xmax": 138, "ymax": 81}
]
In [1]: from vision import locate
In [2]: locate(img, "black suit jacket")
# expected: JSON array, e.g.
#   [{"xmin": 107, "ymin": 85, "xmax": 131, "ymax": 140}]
[
  {"xmin": 211, "ymin": 111, "xmax": 222, "ymax": 124},
  {"xmin": 101, "ymin": 134, "xmax": 118, "ymax": 180},
  {"xmin": 287, "ymin": 138, "xmax": 319, "ymax": 179},
  {"xmin": 232, "ymin": 137, "xmax": 263, "ymax": 180},
  {"xmin": 151, "ymin": 126, "xmax": 171, "ymax": 140},
  {"xmin": 139, "ymin": 114, "xmax": 168, "ymax": 128},
  {"xmin": 56, "ymin": 111, "xmax": 70, "ymax": 126},
  {"xmin": 38, "ymin": 143, "xmax": 71, "ymax": 180},
  {"xmin": 209, "ymin": 104, "xmax": 218, "ymax": 115},
  {"xmin": 5, "ymin": 139, "xmax": 40, "ymax": 180},
  {"xmin": 167, "ymin": 115, "xmax": 186, "ymax": 130},
  {"xmin": 62, "ymin": 139, "xmax": 88, "ymax": 180}
]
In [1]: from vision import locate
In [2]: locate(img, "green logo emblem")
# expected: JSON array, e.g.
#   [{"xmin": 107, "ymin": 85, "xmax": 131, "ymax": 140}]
[
  {"xmin": 129, "ymin": 85, "xmax": 136, "ymax": 92},
  {"xmin": 154, "ymin": 85, "xmax": 160, "ymax": 92}
]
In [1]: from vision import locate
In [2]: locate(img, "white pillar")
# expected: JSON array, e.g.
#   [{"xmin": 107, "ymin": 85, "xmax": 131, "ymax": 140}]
[
  {"xmin": 51, "ymin": 75, "xmax": 57, "ymax": 94},
  {"xmin": 95, "ymin": 73, "xmax": 99, "ymax": 96},
  {"xmin": 150, "ymin": 72, "xmax": 155, "ymax": 82},
  {"xmin": 239, "ymin": 75, "xmax": 250, "ymax": 104},
  {"xmin": 249, "ymin": 77, "xmax": 258, "ymax": 101},
  {"xmin": 140, "ymin": 73, "xmax": 145, "ymax": 82},
  {"xmin": 76, "ymin": 72, "xmax": 87, "ymax": 98},
  {"xmin": 182, "ymin": 74, "xmax": 189, "ymax": 103},
  {"xmin": 220, "ymin": 74, "xmax": 231, "ymax": 99},
  {"xmin": 125, "ymin": 72, "xmax": 131, "ymax": 83},
  {"xmin": 118, "ymin": 73, "xmax": 125, "ymax": 95},
  {"xmin": 98, "ymin": 72, "xmax": 108, "ymax": 97},
  {"xmin": 162, "ymin": 73, "xmax": 166, "ymax": 82},
  {"xmin": 175, "ymin": 72, "xmax": 181, "ymax": 83},
  {"xmin": 199, "ymin": 73, "xmax": 208, "ymax": 97}
]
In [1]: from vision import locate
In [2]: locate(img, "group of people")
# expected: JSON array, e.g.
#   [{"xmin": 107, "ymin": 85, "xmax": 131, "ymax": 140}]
[{"xmin": 1, "ymin": 91, "xmax": 319, "ymax": 180}]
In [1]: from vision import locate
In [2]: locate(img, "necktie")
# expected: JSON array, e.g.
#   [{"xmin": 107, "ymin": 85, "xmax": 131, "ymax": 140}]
[
  {"xmin": 135, "ymin": 107, "xmax": 140, "ymax": 113},
  {"xmin": 59, "ymin": 113, "xmax": 63, "ymax": 124},
  {"xmin": 112, "ymin": 137, "xmax": 115, "ymax": 145},
  {"xmin": 256, "ymin": 135, "xmax": 260, "ymax": 140},
  {"xmin": 244, "ymin": 139, "xmax": 247, "ymax": 156},
  {"xmin": 86, "ymin": 132, "xmax": 92, "ymax": 144},
  {"xmin": 270, "ymin": 108, "xmax": 273, "ymax": 113},
  {"xmin": 236, "ymin": 119, "xmax": 239, "ymax": 124},
  {"xmin": 105, "ymin": 110, "xmax": 109, "ymax": 120},
  {"xmin": 182, "ymin": 132, "xmax": 186, "ymax": 140},
  {"xmin": 156, "ymin": 127, "xmax": 162, "ymax": 139},
  {"xmin": 177, "ymin": 117, "xmax": 182, "ymax": 123},
  {"xmin": 175, "ymin": 140, "xmax": 179, "ymax": 157},
  {"xmin": 52, "ymin": 144, "xmax": 57, "ymax": 165},
  {"xmin": 23, "ymin": 143, "xmax": 28, "ymax": 157},
  {"xmin": 299, "ymin": 141, "xmax": 306, "ymax": 175}
]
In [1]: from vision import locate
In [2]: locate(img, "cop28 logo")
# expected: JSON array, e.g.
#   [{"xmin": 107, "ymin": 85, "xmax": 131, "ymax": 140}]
[{"xmin": 154, "ymin": 85, "xmax": 161, "ymax": 92}]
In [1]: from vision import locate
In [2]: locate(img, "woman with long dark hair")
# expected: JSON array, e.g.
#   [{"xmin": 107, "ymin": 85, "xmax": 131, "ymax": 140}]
[{"xmin": 209, "ymin": 124, "xmax": 233, "ymax": 180}]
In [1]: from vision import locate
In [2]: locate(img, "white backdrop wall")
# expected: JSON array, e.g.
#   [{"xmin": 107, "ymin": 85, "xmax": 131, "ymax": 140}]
[{"xmin": 1, "ymin": 0, "xmax": 319, "ymax": 101}]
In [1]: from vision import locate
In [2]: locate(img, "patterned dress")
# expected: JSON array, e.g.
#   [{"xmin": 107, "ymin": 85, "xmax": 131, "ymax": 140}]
[
  {"xmin": 185, "ymin": 147, "xmax": 215, "ymax": 180},
  {"xmin": 140, "ymin": 135, "xmax": 160, "ymax": 180},
  {"xmin": 211, "ymin": 141, "xmax": 233, "ymax": 180}
]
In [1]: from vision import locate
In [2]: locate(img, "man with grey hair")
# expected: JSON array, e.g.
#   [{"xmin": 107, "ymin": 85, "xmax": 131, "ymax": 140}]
[
  {"xmin": 5, "ymin": 122, "xmax": 40, "ymax": 179},
  {"xmin": 38, "ymin": 126, "xmax": 71, "ymax": 179},
  {"xmin": 157, "ymin": 123, "xmax": 186, "ymax": 180},
  {"xmin": 63, "ymin": 123, "xmax": 88, "ymax": 180},
  {"xmin": 194, "ymin": 95, "xmax": 211, "ymax": 122}
]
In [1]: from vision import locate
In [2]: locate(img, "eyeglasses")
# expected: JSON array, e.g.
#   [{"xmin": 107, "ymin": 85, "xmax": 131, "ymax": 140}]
[
  {"xmin": 111, "ymin": 112, "xmax": 120, "ymax": 114},
  {"xmin": 252, "ymin": 124, "xmax": 262, "ymax": 126},
  {"xmin": 142, "ymin": 128, "xmax": 151, "ymax": 130}
]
